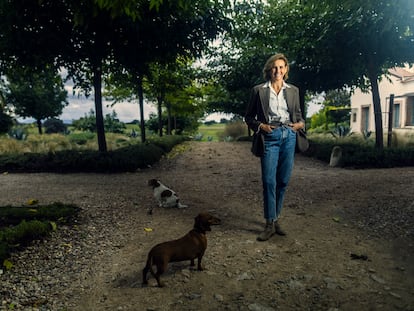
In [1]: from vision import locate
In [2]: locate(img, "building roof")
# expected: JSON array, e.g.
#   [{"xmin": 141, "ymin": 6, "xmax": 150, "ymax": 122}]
[{"xmin": 388, "ymin": 67, "xmax": 414, "ymax": 83}]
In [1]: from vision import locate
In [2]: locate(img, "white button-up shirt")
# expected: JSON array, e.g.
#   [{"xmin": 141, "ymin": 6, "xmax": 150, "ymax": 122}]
[{"xmin": 263, "ymin": 81, "xmax": 290, "ymax": 124}]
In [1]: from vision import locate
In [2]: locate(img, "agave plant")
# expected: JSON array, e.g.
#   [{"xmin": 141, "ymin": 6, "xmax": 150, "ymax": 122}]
[{"xmin": 8, "ymin": 127, "xmax": 28, "ymax": 141}]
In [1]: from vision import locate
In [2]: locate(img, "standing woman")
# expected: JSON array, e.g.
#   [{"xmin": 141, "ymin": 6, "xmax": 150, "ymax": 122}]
[{"xmin": 245, "ymin": 53, "xmax": 305, "ymax": 241}]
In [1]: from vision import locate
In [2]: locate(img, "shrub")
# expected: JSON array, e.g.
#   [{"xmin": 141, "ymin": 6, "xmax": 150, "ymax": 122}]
[
  {"xmin": 193, "ymin": 133, "xmax": 203, "ymax": 141},
  {"xmin": 219, "ymin": 121, "xmax": 247, "ymax": 141},
  {"xmin": 147, "ymin": 135, "xmax": 189, "ymax": 153},
  {"xmin": 0, "ymin": 243, "xmax": 8, "ymax": 263},
  {"xmin": 72, "ymin": 110, "xmax": 96, "ymax": 132},
  {"xmin": 0, "ymin": 220, "xmax": 52, "ymax": 263},
  {"xmin": 0, "ymin": 139, "xmax": 29, "ymax": 154},
  {"xmin": 24, "ymin": 133, "xmax": 73, "ymax": 153},
  {"xmin": 0, "ymin": 202, "xmax": 80, "ymax": 263},
  {"xmin": 0, "ymin": 202, "xmax": 79, "ymax": 226},
  {"xmin": 44, "ymin": 118, "xmax": 68, "ymax": 134},
  {"xmin": 68, "ymin": 132, "xmax": 96, "ymax": 145},
  {"xmin": 8, "ymin": 126, "xmax": 28, "ymax": 140},
  {"xmin": 1, "ymin": 220, "xmax": 51, "ymax": 244}
]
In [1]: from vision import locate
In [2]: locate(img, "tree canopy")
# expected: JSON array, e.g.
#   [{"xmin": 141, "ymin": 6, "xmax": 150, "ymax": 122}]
[{"xmin": 5, "ymin": 66, "xmax": 68, "ymax": 134}]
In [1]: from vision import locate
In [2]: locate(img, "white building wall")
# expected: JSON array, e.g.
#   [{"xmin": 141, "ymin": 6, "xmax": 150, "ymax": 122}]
[{"xmin": 350, "ymin": 67, "xmax": 414, "ymax": 134}]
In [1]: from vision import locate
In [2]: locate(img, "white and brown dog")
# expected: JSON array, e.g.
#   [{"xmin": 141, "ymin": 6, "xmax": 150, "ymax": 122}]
[{"xmin": 148, "ymin": 179, "xmax": 188, "ymax": 213}]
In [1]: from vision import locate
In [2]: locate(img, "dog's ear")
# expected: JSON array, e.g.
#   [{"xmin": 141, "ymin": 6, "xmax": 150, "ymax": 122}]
[
  {"xmin": 194, "ymin": 215, "xmax": 201, "ymax": 227},
  {"xmin": 148, "ymin": 179, "xmax": 160, "ymax": 187},
  {"xmin": 195, "ymin": 214, "xmax": 211, "ymax": 232}
]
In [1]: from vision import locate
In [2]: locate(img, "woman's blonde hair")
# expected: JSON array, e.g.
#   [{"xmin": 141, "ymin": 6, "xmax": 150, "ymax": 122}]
[{"xmin": 263, "ymin": 53, "xmax": 289, "ymax": 81}]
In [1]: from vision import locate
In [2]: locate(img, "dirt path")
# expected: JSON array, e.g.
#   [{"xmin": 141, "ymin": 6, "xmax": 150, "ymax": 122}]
[{"xmin": 1, "ymin": 141, "xmax": 413, "ymax": 311}]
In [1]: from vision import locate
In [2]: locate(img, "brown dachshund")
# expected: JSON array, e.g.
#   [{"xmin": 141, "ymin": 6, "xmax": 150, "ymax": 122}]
[{"xmin": 142, "ymin": 212, "xmax": 221, "ymax": 287}]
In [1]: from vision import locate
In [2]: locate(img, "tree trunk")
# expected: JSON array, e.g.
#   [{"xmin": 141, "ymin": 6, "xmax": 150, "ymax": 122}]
[
  {"xmin": 137, "ymin": 76, "xmax": 146, "ymax": 143},
  {"xmin": 367, "ymin": 62, "xmax": 383, "ymax": 150},
  {"xmin": 93, "ymin": 64, "xmax": 107, "ymax": 152},
  {"xmin": 166, "ymin": 102, "xmax": 172, "ymax": 135},
  {"xmin": 157, "ymin": 96, "xmax": 163, "ymax": 137},
  {"xmin": 36, "ymin": 119, "xmax": 42, "ymax": 134}
]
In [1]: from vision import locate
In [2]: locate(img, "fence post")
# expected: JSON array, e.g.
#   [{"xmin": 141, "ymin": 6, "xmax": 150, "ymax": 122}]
[{"xmin": 387, "ymin": 94, "xmax": 394, "ymax": 148}]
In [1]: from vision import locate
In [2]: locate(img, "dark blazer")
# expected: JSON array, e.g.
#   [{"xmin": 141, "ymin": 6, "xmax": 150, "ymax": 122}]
[{"xmin": 245, "ymin": 82, "xmax": 304, "ymax": 132}]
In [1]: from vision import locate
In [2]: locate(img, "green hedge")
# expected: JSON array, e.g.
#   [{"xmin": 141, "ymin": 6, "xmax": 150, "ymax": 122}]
[
  {"xmin": 306, "ymin": 140, "xmax": 414, "ymax": 168},
  {"xmin": 0, "ymin": 135, "xmax": 189, "ymax": 173}
]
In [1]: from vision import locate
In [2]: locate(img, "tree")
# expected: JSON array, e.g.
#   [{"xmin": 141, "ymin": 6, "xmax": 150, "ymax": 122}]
[
  {"xmin": 204, "ymin": 51, "xmax": 266, "ymax": 117},
  {"xmin": 87, "ymin": 0, "xmax": 229, "ymax": 144},
  {"xmin": 62, "ymin": 1, "xmax": 130, "ymax": 152},
  {"xmin": 146, "ymin": 112, "xmax": 197, "ymax": 135},
  {"xmin": 72, "ymin": 109, "xmax": 126, "ymax": 133},
  {"xmin": 0, "ymin": 0, "xmax": 111, "ymax": 146},
  {"xmin": 311, "ymin": 89, "xmax": 351, "ymax": 131},
  {"xmin": 323, "ymin": 89, "xmax": 351, "ymax": 128},
  {"xmin": 324, "ymin": 89, "xmax": 351, "ymax": 108},
  {"xmin": 204, "ymin": 1, "xmax": 268, "ymax": 118},
  {"xmin": 108, "ymin": 0, "xmax": 230, "ymax": 141},
  {"xmin": 103, "ymin": 111, "xmax": 126, "ymax": 134},
  {"xmin": 0, "ymin": 0, "xmax": 73, "ymax": 73},
  {"xmin": 5, "ymin": 66, "xmax": 68, "ymax": 134},
  {"xmin": 144, "ymin": 58, "xmax": 202, "ymax": 136}
]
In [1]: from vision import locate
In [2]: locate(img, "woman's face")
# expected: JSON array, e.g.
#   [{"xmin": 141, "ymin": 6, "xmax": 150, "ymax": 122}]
[{"xmin": 270, "ymin": 59, "xmax": 287, "ymax": 82}]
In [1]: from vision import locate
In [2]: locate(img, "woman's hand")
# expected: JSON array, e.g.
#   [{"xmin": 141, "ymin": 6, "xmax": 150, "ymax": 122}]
[
  {"xmin": 288, "ymin": 122, "xmax": 305, "ymax": 132},
  {"xmin": 259, "ymin": 123, "xmax": 274, "ymax": 133}
]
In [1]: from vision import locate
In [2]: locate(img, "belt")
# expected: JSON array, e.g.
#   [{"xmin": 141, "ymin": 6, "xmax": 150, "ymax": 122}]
[
  {"xmin": 269, "ymin": 121, "xmax": 283, "ymax": 127},
  {"xmin": 269, "ymin": 121, "xmax": 291, "ymax": 127},
  {"xmin": 268, "ymin": 122, "xmax": 293, "ymax": 131}
]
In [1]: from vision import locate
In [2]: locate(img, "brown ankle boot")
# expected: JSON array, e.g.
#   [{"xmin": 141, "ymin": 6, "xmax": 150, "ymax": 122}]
[
  {"xmin": 257, "ymin": 221, "xmax": 275, "ymax": 241},
  {"xmin": 274, "ymin": 221, "xmax": 286, "ymax": 236}
]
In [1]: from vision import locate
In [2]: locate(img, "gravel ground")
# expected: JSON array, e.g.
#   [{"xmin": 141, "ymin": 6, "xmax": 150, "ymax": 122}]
[{"xmin": 0, "ymin": 141, "xmax": 413, "ymax": 311}]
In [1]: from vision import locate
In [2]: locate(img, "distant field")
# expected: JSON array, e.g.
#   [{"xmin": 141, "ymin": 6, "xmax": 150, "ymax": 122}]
[{"xmin": 197, "ymin": 123, "xmax": 226, "ymax": 141}]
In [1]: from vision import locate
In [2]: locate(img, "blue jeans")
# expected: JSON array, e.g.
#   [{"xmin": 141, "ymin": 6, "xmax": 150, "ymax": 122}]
[{"xmin": 260, "ymin": 126, "xmax": 296, "ymax": 221}]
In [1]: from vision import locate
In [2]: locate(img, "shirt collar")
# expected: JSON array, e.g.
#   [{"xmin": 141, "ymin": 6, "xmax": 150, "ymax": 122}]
[{"xmin": 263, "ymin": 81, "xmax": 290, "ymax": 89}]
